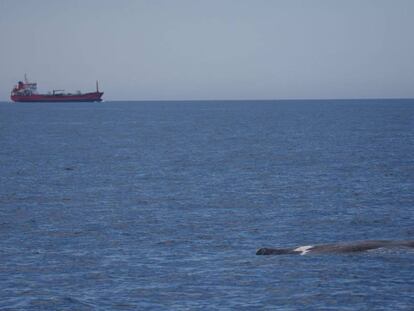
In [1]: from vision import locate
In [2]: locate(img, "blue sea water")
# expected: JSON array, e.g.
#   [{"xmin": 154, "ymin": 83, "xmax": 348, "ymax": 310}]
[{"xmin": 0, "ymin": 99, "xmax": 413, "ymax": 310}]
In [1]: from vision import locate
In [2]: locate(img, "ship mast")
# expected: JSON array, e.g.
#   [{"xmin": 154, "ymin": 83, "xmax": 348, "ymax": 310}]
[{"xmin": 96, "ymin": 80, "xmax": 99, "ymax": 93}]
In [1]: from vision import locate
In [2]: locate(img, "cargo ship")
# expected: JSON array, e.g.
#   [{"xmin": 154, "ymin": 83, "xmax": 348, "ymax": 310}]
[{"xmin": 10, "ymin": 75, "xmax": 103, "ymax": 102}]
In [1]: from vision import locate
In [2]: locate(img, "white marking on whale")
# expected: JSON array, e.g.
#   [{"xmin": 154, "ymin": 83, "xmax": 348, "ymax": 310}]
[{"xmin": 293, "ymin": 245, "xmax": 313, "ymax": 255}]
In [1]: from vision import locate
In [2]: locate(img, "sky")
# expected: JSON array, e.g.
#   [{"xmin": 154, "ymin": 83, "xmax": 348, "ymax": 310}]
[{"xmin": 0, "ymin": 0, "xmax": 413, "ymax": 101}]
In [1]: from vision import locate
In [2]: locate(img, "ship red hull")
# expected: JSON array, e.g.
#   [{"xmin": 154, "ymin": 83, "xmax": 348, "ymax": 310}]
[{"xmin": 11, "ymin": 92, "xmax": 103, "ymax": 103}]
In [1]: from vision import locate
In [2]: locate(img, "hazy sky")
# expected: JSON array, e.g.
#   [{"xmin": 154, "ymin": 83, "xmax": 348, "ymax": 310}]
[{"xmin": 1, "ymin": 0, "xmax": 413, "ymax": 101}]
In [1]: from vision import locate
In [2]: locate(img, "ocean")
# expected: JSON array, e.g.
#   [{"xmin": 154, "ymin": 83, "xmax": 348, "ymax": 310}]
[{"xmin": 0, "ymin": 99, "xmax": 413, "ymax": 310}]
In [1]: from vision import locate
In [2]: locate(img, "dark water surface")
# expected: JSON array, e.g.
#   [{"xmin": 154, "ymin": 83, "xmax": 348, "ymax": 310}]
[{"xmin": 1, "ymin": 100, "xmax": 413, "ymax": 310}]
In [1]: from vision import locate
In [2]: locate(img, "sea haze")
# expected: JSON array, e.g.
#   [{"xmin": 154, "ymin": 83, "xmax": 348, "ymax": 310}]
[{"xmin": 0, "ymin": 99, "xmax": 413, "ymax": 310}]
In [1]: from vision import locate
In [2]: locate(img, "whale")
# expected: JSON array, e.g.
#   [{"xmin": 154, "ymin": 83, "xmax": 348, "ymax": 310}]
[{"xmin": 256, "ymin": 240, "xmax": 414, "ymax": 256}]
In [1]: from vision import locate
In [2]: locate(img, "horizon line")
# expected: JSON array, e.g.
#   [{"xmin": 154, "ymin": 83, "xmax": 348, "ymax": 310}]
[{"xmin": 1, "ymin": 97, "xmax": 414, "ymax": 103}]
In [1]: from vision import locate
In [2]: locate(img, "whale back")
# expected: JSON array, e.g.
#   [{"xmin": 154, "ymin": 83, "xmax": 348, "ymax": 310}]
[{"xmin": 256, "ymin": 240, "xmax": 414, "ymax": 256}]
